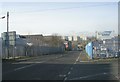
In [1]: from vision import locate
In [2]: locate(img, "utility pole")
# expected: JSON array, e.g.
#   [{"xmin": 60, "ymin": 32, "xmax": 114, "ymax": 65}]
[
  {"xmin": 7, "ymin": 11, "xmax": 9, "ymax": 58},
  {"xmin": 0, "ymin": 12, "xmax": 9, "ymax": 59}
]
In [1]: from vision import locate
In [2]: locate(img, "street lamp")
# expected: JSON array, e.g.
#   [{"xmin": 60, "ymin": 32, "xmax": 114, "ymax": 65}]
[
  {"xmin": 26, "ymin": 43, "xmax": 33, "ymax": 56},
  {"xmin": 0, "ymin": 12, "xmax": 10, "ymax": 59},
  {"xmin": 0, "ymin": 16, "xmax": 5, "ymax": 19},
  {"xmin": 6, "ymin": 12, "xmax": 9, "ymax": 59}
]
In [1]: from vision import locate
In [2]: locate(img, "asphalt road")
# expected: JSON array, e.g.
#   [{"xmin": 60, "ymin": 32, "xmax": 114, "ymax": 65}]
[{"xmin": 2, "ymin": 51, "xmax": 120, "ymax": 81}]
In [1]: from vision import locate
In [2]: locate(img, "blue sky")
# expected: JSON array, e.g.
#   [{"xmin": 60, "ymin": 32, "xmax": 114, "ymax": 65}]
[{"xmin": 0, "ymin": 2, "xmax": 118, "ymax": 36}]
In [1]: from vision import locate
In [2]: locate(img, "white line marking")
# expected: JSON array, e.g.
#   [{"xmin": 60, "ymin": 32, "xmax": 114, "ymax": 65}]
[
  {"xmin": 59, "ymin": 74, "xmax": 66, "ymax": 77},
  {"xmin": 70, "ymin": 67, "xmax": 73, "ymax": 70},
  {"xmin": 12, "ymin": 61, "xmax": 45, "ymax": 64},
  {"xmin": 64, "ymin": 77, "xmax": 67, "ymax": 80},
  {"xmin": 115, "ymin": 76, "xmax": 119, "ymax": 79},
  {"xmin": 103, "ymin": 72, "xmax": 107, "ymax": 74},
  {"xmin": 68, "ymin": 71, "xmax": 71, "ymax": 75},
  {"xmin": 76, "ymin": 56, "xmax": 80, "ymax": 62},
  {"xmin": 74, "ymin": 62, "xmax": 76, "ymax": 64},
  {"xmin": 69, "ymin": 72, "xmax": 108, "ymax": 80},
  {"xmin": 14, "ymin": 64, "xmax": 36, "ymax": 71},
  {"xmin": 79, "ymin": 61, "xmax": 89, "ymax": 62}
]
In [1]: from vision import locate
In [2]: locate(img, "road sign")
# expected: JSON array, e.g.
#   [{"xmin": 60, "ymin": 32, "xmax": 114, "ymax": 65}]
[{"xmin": 1, "ymin": 31, "xmax": 16, "ymax": 46}]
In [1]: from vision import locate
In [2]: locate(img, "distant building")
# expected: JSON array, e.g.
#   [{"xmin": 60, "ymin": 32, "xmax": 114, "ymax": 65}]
[
  {"xmin": 80, "ymin": 35, "xmax": 87, "ymax": 41},
  {"xmin": 21, "ymin": 34, "xmax": 45, "ymax": 46},
  {"xmin": 63, "ymin": 36, "xmax": 69, "ymax": 41},
  {"xmin": 77, "ymin": 36, "xmax": 81, "ymax": 42},
  {"xmin": 21, "ymin": 34, "xmax": 64, "ymax": 47},
  {"xmin": 68, "ymin": 36, "xmax": 72, "ymax": 41},
  {"xmin": 72, "ymin": 36, "xmax": 77, "ymax": 41}
]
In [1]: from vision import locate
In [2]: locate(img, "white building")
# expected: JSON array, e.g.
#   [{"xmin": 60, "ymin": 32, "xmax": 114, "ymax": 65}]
[
  {"xmin": 80, "ymin": 35, "xmax": 87, "ymax": 41},
  {"xmin": 68, "ymin": 36, "xmax": 72, "ymax": 41}
]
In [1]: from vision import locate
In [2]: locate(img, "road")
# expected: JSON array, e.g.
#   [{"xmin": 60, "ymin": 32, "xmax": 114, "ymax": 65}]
[{"xmin": 2, "ymin": 51, "xmax": 119, "ymax": 81}]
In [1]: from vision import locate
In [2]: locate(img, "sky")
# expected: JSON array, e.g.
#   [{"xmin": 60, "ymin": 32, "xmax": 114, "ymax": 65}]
[{"xmin": 0, "ymin": 2, "xmax": 118, "ymax": 36}]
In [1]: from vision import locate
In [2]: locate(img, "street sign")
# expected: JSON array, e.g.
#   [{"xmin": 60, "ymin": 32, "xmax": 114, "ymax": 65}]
[
  {"xmin": 9, "ymin": 40, "xmax": 16, "ymax": 46},
  {"xmin": 1, "ymin": 31, "xmax": 16, "ymax": 46}
]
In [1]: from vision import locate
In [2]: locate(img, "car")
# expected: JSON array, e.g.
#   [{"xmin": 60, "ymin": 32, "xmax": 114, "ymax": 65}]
[
  {"xmin": 108, "ymin": 53, "xmax": 114, "ymax": 58},
  {"xmin": 100, "ymin": 53, "xmax": 106, "ymax": 58},
  {"xmin": 114, "ymin": 52, "xmax": 120, "ymax": 58}
]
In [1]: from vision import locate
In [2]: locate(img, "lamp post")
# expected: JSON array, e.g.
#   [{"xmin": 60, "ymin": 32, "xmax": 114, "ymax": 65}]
[
  {"xmin": 6, "ymin": 12, "xmax": 9, "ymax": 59},
  {"xmin": 4, "ymin": 12, "xmax": 10, "ymax": 59},
  {"xmin": 0, "ymin": 12, "xmax": 9, "ymax": 59},
  {"xmin": 0, "ymin": 16, "xmax": 5, "ymax": 19}
]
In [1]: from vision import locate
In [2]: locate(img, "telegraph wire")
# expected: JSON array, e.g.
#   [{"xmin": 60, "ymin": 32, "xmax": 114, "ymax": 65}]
[{"xmin": 0, "ymin": 3, "xmax": 116, "ymax": 14}]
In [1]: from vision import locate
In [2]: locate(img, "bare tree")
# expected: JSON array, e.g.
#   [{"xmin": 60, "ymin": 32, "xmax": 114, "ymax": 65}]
[{"xmin": 50, "ymin": 34, "xmax": 64, "ymax": 47}]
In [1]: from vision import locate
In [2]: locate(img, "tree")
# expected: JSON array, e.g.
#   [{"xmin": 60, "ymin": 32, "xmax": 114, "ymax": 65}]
[{"xmin": 50, "ymin": 34, "xmax": 64, "ymax": 47}]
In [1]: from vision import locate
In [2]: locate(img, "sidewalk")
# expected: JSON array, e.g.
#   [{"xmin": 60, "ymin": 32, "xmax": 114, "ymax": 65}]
[
  {"xmin": 79, "ymin": 51, "xmax": 90, "ymax": 61},
  {"xmin": 2, "ymin": 56, "xmax": 37, "ymax": 63}
]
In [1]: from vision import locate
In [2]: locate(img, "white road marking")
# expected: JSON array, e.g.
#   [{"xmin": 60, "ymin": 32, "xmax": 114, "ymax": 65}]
[
  {"xmin": 12, "ymin": 61, "xmax": 45, "ymax": 64},
  {"xmin": 74, "ymin": 62, "xmax": 76, "ymax": 64},
  {"xmin": 103, "ymin": 72, "xmax": 107, "ymax": 74},
  {"xmin": 64, "ymin": 77, "xmax": 67, "ymax": 81},
  {"xmin": 14, "ymin": 64, "xmax": 36, "ymax": 71},
  {"xmin": 79, "ymin": 61, "xmax": 89, "ymax": 62},
  {"xmin": 70, "ymin": 67, "xmax": 73, "ymax": 70},
  {"xmin": 68, "ymin": 71, "xmax": 71, "ymax": 75},
  {"xmin": 69, "ymin": 72, "xmax": 108, "ymax": 80},
  {"xmin": 59, "ymin": 74, "xmax": 66, "ymax": 77},
  {"xmin": 115, "ymin": 76, "xmax": 119, "ymax": 79},
  {"xmin": 76, "ymin": 56, "xmax": 80, "ymax": 62}
]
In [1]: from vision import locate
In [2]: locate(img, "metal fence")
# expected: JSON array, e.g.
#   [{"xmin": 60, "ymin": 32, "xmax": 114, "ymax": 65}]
[{"xmin": 2, "ymin": 45, "xmax": 65, "ymax": 59}]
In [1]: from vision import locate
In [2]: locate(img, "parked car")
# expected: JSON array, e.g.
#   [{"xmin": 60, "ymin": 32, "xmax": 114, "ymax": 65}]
[
  {"xmin": 108, "ymin": 52, "xmax": 114, "ymax": 58},
  {"xmin": 100, "ymin": 53, "xmax": 106, "ymax": 58},
  {"xmin": 114, "ymin": 52, "xmax": 120, "ymax": 58}
]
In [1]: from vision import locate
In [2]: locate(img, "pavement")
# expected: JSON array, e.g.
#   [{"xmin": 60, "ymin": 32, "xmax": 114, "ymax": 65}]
[{"xmin": 2, "ymin": 51, "xmax": 120, "ymax": 81}]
